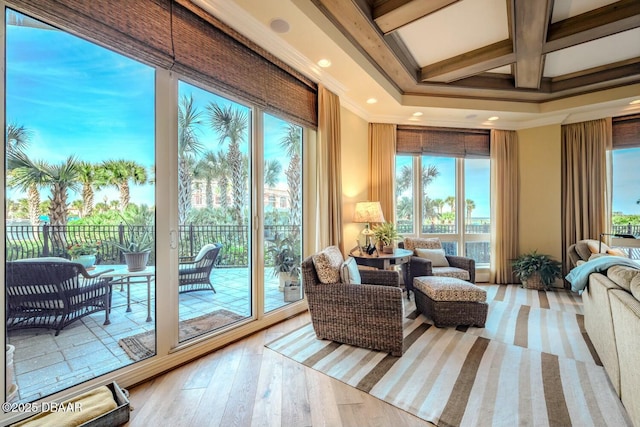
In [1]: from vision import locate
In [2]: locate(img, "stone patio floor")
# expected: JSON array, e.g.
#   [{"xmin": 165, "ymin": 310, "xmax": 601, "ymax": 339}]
[{"xmin": 7, "ymin": 267, "xmax": 293, "ymax": 403}]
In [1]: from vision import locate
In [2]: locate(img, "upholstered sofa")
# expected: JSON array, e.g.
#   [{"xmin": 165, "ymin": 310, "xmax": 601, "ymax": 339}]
[
  {"xmin": 567, "ymin": 238, "xmax": 627, "ymax": 269},
  {"xmin": 582, "ymin": 264, "xmax": 640, "ymax": 426}
]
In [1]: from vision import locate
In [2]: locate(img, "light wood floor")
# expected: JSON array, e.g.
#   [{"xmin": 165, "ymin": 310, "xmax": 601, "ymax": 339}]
[{"xmin": 124, "ymin": 310, "xmax": 433, "ymax": 427}]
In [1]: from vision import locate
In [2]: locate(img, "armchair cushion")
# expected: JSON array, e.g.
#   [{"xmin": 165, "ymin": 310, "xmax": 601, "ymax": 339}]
[
  {"xmin": 415, "ymin": 248, "xmax": 449, "ymax": 267},
  {"xmin": 312, "ymin": 245, "xmax": 344, "ymax": 284},
  {"xmin": 340, "ymin": 257, "xmax": 361, "ymax": 284},
  {"xmin": 403, "ymin": 237, "xmax": 442, "ymax": 252}
]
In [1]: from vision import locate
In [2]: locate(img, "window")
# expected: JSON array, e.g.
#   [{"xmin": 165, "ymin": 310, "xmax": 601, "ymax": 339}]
[
  {"xmin": 611, "ymin": 115, "xmax": 640, "ymax": 259},
  {"xmin": 5, "ymin": 9, "xmax": 155, "ymax": 402},
  {"xmin": 3, "ymin": 4, "xmax": 311, "ymax": 408},
  {"xmin": 395, "ymin": 126, "xmax": 491, "ymax": 266},
  {"xmin": 611, "ymin": 148, "xmax": 640, "ymax": 258}
]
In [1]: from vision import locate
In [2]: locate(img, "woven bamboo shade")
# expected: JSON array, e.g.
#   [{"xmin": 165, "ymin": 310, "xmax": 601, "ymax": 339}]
[
  {"xmin": 612, "ymin": 114, "xmax": 640, "ymax": 149},
  {"xmin": 9, "ymin": 0, "xmax": 318, "ymax": 129},
  {"xmin": 396, "ymin": 125, "xmax": 490, "ymax": 158}
]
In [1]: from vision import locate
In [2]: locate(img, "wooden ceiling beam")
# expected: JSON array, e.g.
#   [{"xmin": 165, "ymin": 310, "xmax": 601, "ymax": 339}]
[
  {"xmin": 550, "ymin": 57, "xmax": 640, "ymax": 91},
  {"xmin": 512, "ymin": 0, "xmax": 552, "ymax": 89},
  {"xmin": 373, "ymin": 0, "xmax": 460, "ymax": 34},
  {"xmin": 420, "ymin": 39, "xmax": 515, "ymax": 83},
  {"xmin": 544, "ymin": 0, "xmax": 640, "ymax": 53}
]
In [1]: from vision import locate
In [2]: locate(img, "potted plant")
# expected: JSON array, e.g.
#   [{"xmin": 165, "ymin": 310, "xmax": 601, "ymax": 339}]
[
  {"xmin": 267, "ymin": 234, "xmax": 301, "ymax": 292},
  {"xmin": 67, "ymin": 241, "xmax": 102, "ymax": 268},
  {"xmin": 373, "ymin": 222, "xmax": 401, "ymax": 253},
  {"xmin": 512, "ymin": 251, "xmax": 562, "ymax": 290},
  {"xmin": 111, "ymin": 220, "xmax": 154, "ymax": 272}
]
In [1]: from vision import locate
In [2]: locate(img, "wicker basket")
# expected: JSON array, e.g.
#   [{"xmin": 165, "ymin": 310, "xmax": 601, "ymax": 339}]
[{"xmin": 523, "ymin": 272, "xmax": 546, "ymax": 290}]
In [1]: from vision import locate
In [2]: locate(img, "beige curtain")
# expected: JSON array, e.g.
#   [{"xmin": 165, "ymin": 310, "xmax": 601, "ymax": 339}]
[
  {"xmin": 490, "ymin": 130, "xmax": 519, "ymax": 284},
  {"xmin": 561, "ymin": 118, "xmax": 612, "ymax": 275},
  {"xmin": 368, "ymin": 123, "xmax": 397, "ymax": 223},
  {"xmin": 316, "ymin": 85, "xmax": 343, "ymax": 252}
]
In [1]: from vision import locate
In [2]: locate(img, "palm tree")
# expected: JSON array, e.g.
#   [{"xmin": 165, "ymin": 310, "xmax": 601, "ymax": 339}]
[
  {"xmin": 77, "ymin": 161, "xmax": 99, "ymax": 217},
  {"xmin": 8, "ymin": 154, "xmax": 80, "ymax": 228},
  {"xmin": 178, "ymin": 94, "xmax": 205, "ymax": 223},
  {"xmin": 445, "ymin": 196, "xmax": 456, "ymax": 213},
  {"xmin": 264, "ymin": 159, "xmax": 282, "ymax": 188},
  {"xmin": 6, "ymin": 123, "xmax": 41, "ymax": 225},
  {"xmin": 280, "ymin": 124, "xmax": 302, "ymax": 230},
  {"xmin": 465, "ymin": 199, "xmax": 476, "ymax": 223},
  {"xmin": 193, "ymin": 151, "xmax": 217, "ymax": 209},
  {"xmin": 207, "ymin": 103, "xmax": 248, "ymax": 226},
  {"xmin": 421, "ymin": 164, "xmax": 440, "ymax": 222},
  {"xmin": 101, "ymin": 159, "xmax": 148, "ymax": 211},
  {"xmin": 6, "ymin": 122, "xmax": 31, "ymax": 155},
  {"xmin": 433, "ymin": 198, "xmax": 445, "ymax": 216},
  {"xmin": 7, "ymin": 151, "xmax": 49, "ymax": 226},
  {"xmin": 396, "ymin": 164, "xmax": 412, "ymax": 194}
]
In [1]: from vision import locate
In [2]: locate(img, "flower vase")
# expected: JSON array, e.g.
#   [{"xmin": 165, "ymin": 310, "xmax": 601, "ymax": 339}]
[{"xmin": 74, "ymin": 255, "xmax": 96, "ymax": 268}]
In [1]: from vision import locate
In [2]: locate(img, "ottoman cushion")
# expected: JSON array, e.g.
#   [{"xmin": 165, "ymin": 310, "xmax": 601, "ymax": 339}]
[{"xmin": 414, "ymin": 276, "xmax": 486, "ymax": 302}]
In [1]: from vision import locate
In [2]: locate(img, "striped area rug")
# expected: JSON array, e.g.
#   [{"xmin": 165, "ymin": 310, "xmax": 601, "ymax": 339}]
[{"xmin": 266, "ymin": 285, "xmax": 631, "ymax": 426}]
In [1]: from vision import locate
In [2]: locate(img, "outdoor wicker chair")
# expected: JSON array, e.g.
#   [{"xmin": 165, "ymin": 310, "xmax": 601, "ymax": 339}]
[
  {"xmin": 178, "ymin": 243, "xmax": 222, "ymax": 294},
  {"xmin": 6, "ymin": 258, "xmax": 114, "ymax": 336},
  {"xmin": 302, "ymin": 249, "xmax": 404, "ymax": 356}
]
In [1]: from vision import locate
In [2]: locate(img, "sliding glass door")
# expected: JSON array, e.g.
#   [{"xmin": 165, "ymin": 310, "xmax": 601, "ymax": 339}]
[
  {"xmin": 176, "ymin": 81, "xmax": 251, "ymax": 341},
  {"xmin": 5, "ymin": 8, "xmax": 156, "ymax": 402}
]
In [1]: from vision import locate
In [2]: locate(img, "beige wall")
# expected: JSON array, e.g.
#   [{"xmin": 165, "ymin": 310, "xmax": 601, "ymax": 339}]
[
  {"xmin": 337, "ymin": 113, "xmax": 565, "ymax": 273},
  {"xmin": 340, "ymin": 106, "xmax": 370, "ymax": 256},
  {"xmin": 517, "ymin": 124, "xmax": 562, "ymax": 261}
]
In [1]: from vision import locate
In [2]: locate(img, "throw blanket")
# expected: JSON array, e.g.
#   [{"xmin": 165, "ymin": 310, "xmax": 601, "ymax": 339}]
[{"xmin": 565, "ymin": 256, "xmax": 640, "ymax": 293}]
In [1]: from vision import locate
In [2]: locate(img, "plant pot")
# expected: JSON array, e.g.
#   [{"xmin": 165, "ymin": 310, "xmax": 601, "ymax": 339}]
[
  {"xmin": 284, "ymin": 281, "xmax": 303, "ymax": 302},
  {"xmin": 74, "ymin": 254, "xmax": 96, "ymax": 268},
  {"xmin": 522, "ymin": 272, "xmax": 546, "ymax": 290},
  {"xmin": 124, "ymin": 251, "xmax": 150, "ymax": 272},
  {"xmin": 383, "ymin": 245, "xmax": 394, "ymax": 254}
]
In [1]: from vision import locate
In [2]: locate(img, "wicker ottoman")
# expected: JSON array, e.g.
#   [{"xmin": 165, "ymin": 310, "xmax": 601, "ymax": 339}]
[{"xmin": 413, "ymin": 276, "xmax": 488, "ymax": 327}]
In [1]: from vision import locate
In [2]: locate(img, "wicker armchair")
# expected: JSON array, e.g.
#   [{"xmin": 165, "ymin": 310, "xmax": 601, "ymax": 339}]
[
  {"xmin": 178, "ymin": 243, "xmax": 222, "ymax": 294},
  {"xmin": 6, "ymin": 259, "xmax": 114, "ymax": 336},
  {"xmin": 301, "ymin": 254, "xmax": 404, "ymax": 356},
  {"xmin": 399, "ymin": 238, "xmax": 475, "ymax": 298}
]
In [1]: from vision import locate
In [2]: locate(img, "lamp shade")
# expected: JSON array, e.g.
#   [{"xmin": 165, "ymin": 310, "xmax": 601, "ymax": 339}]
[{"xmin": 353, "ymin": 201, "xmax": 385, "ymax": 224}]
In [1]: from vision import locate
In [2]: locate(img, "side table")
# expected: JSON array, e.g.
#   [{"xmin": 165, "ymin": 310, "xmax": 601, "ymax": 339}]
[{"xmin": 350, "ymin": 248, "xmax": 413, "ymax": 298}]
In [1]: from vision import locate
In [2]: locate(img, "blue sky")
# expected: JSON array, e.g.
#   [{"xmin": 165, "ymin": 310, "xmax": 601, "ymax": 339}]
[
  {"xmin": 5, "ymin": 13, "xmax": 295, "ymax": 209},
  {"xmin": 396, "ymin": 156, "xmax": 491, "ymax": 219}
]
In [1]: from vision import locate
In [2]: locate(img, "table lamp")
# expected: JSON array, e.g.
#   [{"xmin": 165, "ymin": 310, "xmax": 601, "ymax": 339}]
[{"xmin": 354, "ymin": 201, "xmax": 385, "ymax": 254}]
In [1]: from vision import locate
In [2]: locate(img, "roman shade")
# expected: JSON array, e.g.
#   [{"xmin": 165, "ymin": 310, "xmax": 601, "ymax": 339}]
[
  {"xmin": 612, "ymin": 114, "xmax": 640, "ymax": 149},
  {"xmin": 8, "ymin": 0, "xmax": 318, "ymax": 129},
  {"xmin": 396, "ymin": 125, "xmax": 490, "ymax": 158}
]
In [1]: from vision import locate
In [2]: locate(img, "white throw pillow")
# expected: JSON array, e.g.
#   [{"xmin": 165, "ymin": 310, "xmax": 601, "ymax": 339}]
[
  {"xmin": 415, "ymin": 248, "xmax": 449, "ymax": 267},
  {"xmin": 340, "ymin": 257, "xmax": 362, "ymax": 284}
]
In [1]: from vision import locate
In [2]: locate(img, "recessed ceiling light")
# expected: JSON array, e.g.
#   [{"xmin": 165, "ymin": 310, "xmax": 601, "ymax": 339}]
[
  {"xmin": 412, "ymin": 112, "xmax": 423, "ymax": 117},
  {"xmin": 488, "ymin": 116, "xmax": 499, "ymax": 121},
  {"xmin": 317, "ymin": 59, "xmax": 331, "ymax": 68},
  {"xmin": 269, "ymin": 18, "xmax": 290, "ymax": 34},
  {"xmin": 466, "ymin": 114, "xmax": 478, "ymax": 119},
  {"xmin": 630, "ymin": 99, "xmax": 640, "ymax": 105},
  {"xmin": 366, "ymin": 98, "xmax": 377, "ymax": 104}
]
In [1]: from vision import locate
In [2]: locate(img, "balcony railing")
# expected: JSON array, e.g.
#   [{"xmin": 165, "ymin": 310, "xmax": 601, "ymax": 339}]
[{"xmin": 6, "ymin": 224, "xmax": 299, "ymax": 268}]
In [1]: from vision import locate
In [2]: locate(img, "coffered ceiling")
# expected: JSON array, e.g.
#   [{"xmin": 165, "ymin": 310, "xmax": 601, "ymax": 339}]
[
  {"xmin": 316, "ymin": 0, "xmax": 640, "ymax": 102},
  {"xmin": 194, "ymin": 0, "xmax": 640, "ymax": 129}
]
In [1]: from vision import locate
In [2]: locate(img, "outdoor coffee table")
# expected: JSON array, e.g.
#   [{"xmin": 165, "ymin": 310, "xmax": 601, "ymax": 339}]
[{"xmin": 93, "ymin": 265, "xmax": 155, "ymax": 323}]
